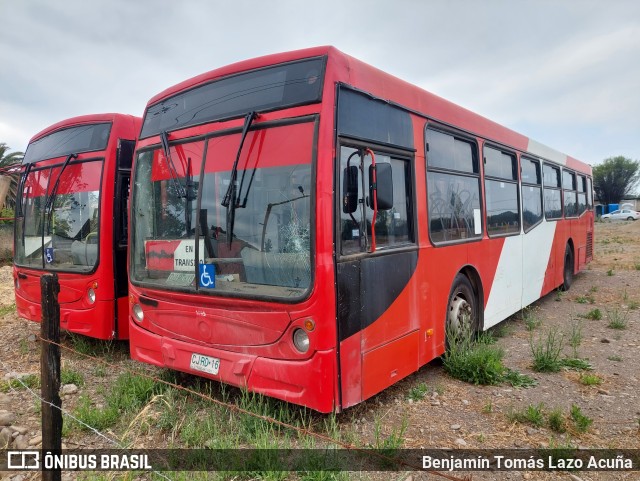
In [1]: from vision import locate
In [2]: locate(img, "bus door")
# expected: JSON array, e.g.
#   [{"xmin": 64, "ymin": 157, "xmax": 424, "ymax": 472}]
[
  {"xmin": 113, "ymin": 139, "xmax": 135, "ymax": 338},
  {"xmin": 336, "ymin": 145, "xmax": 419, "ymax": 408}
]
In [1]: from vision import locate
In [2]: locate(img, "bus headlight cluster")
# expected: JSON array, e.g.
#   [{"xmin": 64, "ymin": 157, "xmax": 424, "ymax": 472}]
[
  {"xmin": 292, "ymin": 328, "xmax": 310, "ymax": 353},
  {"xmin": 132, "ymin": 303, "xmax": 144, "ymax": 323},
  {"xmin": 87, "ymin": 288, "xmax": 96, "ymax": 304}
]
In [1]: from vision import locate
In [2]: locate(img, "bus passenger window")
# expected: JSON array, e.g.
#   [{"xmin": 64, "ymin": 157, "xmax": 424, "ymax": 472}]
[
  {"xmin": 426, "ymin": 127, "xmax": 481, "ymax": 243},
  {"xmin": 521, "ymin": 157, "xmax": 543, "ymax": 232},
  {"xmin": 577, "ymin": 175, "xmax": 587, "ymax": 215},
  {"xmin": 484, "ymin": 146, "xmax": 520, "ymax": 237},
  {"xmin": 563, "ymin": 170, "xmax": 578, "ymax": 218},
  {"xmin": 543, "ymin": 164, "xmax": 562, "ymax": 220}
]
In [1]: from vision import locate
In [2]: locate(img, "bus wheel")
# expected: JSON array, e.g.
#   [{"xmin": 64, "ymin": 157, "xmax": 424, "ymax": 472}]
[
  {"xmin": 562, "ymin": 244, "xmax": 574, "ymax": 291},
  {"xmin": 446, "ymin": 274, "xmax": 477, "ymax": 347}
]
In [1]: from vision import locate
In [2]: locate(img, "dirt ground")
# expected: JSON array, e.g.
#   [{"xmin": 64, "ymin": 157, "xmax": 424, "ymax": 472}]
[{"xmin": 0, "ymin": 220, "xmax": 639, "ymax": 481}]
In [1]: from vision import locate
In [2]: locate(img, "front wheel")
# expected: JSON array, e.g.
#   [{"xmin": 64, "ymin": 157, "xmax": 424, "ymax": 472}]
[
  {"xmin": 627, "ymin": 217, "xmax": 634, "ymax": 221},
  {"xmin": 561, "ymin": 244, "xmax": 574, "ymax": 291},
  {"xmin": 445, "ymin": 274, "xmax": 478, "ymax": 347}
]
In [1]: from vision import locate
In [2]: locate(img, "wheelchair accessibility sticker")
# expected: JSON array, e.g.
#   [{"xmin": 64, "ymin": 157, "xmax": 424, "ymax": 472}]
[
  {"xmin": 199, "ymin": 264, "xmax": 216, "ymax": 288},
  {"xmin": 45, "ymin": 247, "xmax": 54, "ymax": 264}
]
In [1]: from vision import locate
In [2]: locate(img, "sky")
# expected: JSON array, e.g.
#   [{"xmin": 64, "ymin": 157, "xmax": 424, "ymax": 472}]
[{"xmin": 1, "ymin": 0, "xmax": 639, "ymax": 167}]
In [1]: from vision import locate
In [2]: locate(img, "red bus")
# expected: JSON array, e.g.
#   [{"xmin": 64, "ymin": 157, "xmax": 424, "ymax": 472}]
[
  {"xmin": 128, "ymin": 47, "xmax": 593, "ymax": 412},
  {"xmin": 14, "ymin": 113, "xmax": 141, "ymax": 340}
]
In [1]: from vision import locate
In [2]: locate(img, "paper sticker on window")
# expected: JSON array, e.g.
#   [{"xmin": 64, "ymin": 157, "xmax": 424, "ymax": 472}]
[{"xmin": 473, "ymin": 209, "xmax": 481, "ymax": 235}]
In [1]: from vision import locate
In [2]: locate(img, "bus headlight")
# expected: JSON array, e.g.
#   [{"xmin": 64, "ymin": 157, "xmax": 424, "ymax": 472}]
[
  {"xmin": 292, "ymin": 328, "xmax": 309, "ymax": 353},
  {"xmin": 132, "ymin": 304, "xmax": 144, "ymax": 323},
  {"xmin": 87, "ymin": 288, "xmax": 96, "ymax": 304}
]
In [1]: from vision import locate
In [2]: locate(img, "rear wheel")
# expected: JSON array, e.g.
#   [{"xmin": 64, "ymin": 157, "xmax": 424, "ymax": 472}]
[
  {"xmin": 627, "ymin": 216, "xmax": 634, "ymax": 221},
  {"xmin": 561, "ymin": 244, "xmax": 574, "ymax": 291},
  {"xmin": 445, "ymin": 274, "xmax": 478, "ymax": 347}
]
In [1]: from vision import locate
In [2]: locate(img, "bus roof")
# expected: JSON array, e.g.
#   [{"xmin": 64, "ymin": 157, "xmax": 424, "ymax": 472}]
[
  {"xmin": 29, "ymin": 113, "xmax": 141, "ymax": 144},
  {"xmin": 145, "ymin": 46, "xmax": 590, "ymax": 174}
]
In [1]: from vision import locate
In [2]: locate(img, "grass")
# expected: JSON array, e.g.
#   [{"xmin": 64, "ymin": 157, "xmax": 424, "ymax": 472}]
[
  {"xmin": 502, "ymin": 369, "xmax": 537, "ymax": 388},
  {"xmin": 606, "ymin": 308, "xmax": 629, "ymax": 330},
  {"xmin": 443, "ymin": 325, "xmax": 506, "ymax": 385},
  {"xmin": 508, "ymin": 403, "xmax": 593, "ymax": 434},
  {"xmin": 0, "ymin": 304, "xmax": 16, "ymax": 317},
  {"xmin": 628, "ymin": 300, "xmax": 640, "ymax": 310},
  {"xmin": 570, "ymin": 404, "xmax": 593, "ymax": 433},
  {"xmin": 407, "ymin": 382, "xmax": 429, "ymax": 402},
  {"xmin": 522, "ymin": 308, "xmax": 542, "ymax": 331},
  {"xmin": 444, "ymin": 323, "xmax": 535, "ymax": 387},
  {"xmin": 530, "ymin": 328, "xmax": 564, "ymax": 372},
  {"xmin": 607, "ymin": 268, "xmax": 615, "ymax": 276},
  {"xmin": 547, "ymin": 408, "xmax": 567, "ymax": 433},
  {"xmin": 530, "ymin": 328, "xmax": 592, "ymax": 372},
  {"xmin": 567, "ymin": 319, "xmax": 583, "ymax": 358},
  {"xmin": 67, "ymin": 371, "xmax": 168, "ymax": 433},
  {"xmin": 579, "ymin": 373, "xmax": 603, "ymax": 386},
  {"xmin": 0, "ymin": 374, "xmax": 40, "ymax": 392},
  {"xmin": 508, "ymin": 403, "xmax": 545, "ymax": 427},
  {"xmin": 67, "ymin": 333, "xmax": 128, "ymax": 360},
  {"xmin": 581, "ymin": 308, "xmax": 602, "ymax": 320},
  {"xmin": 560, "ymin": 358, "xmax": 593, "ymax": 371},
  {"xmin": 607, "ymin": 355, "xmax": 623, "ymax": 362},
  {"xmin": 574, "ymin": 295, "xmax": 595, "ymax": 305},
  {"xmin": 61, "ymin": 367, "xmax": 85, "ymax": 387}
]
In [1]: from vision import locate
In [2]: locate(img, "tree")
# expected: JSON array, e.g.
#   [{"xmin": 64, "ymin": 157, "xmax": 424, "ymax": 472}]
[
  {"xmin": 0, "ymin": 143, "xmax": 24, "ymax": 211},
  {"xmin": 592, "ymin": 156, "xmax": 640, "ymax": 206}
]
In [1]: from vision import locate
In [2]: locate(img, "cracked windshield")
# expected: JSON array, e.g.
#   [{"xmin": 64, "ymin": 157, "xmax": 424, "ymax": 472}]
[{"xmin": 131, "ymin": 120, "xmax": 314, "ymax": 299}]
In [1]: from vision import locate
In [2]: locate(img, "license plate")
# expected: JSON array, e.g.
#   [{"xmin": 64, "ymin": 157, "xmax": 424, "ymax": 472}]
[{"xmin": 189, "ymin": 353, "xmax": 220, "ymax": 375}]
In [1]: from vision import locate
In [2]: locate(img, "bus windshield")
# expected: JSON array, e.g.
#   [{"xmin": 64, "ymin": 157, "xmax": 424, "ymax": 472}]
[
  {"xmin": 131, "ymin": 120, "xmax": 315, "ymax": 300},
  {"xmin": 15, "ymin": 160, "xmax": 104, "ymax": 272}
]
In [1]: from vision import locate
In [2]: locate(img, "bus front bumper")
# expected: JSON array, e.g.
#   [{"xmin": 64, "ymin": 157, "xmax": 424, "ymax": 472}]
[{"xmin": 129, "ymin": 319, "xmax": 336, "ymax": 413}]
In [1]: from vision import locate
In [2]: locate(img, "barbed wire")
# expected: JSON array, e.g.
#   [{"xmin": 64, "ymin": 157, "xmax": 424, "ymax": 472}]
[
  {"xmin": 26, "ymin": 335, "xmax": 471, "ymax": 481},
  {"xmin": 0, "ymin": 357, "xmax": 174, "ymax": 481}
]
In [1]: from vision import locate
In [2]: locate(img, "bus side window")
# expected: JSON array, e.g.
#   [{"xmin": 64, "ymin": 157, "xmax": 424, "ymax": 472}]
[
  {"xmin": 339, "ymin": 147, "xmax": 414, "ymax": 254},
  {"xmin": 426, "ymin": 127, "xmax": 482, "ymax": 243}
]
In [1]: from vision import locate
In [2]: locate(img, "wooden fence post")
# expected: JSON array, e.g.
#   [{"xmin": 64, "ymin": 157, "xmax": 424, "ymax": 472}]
[{"xmin": 40, "ymin": 273, "xmax": 62, "ymax": 481}]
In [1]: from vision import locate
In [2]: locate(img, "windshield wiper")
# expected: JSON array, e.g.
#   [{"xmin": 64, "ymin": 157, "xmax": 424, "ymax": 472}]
[
  {"xmin": 45, "ymin": 153, "xmax": 77, "ymax": 214},
  {"xmin": 16, "ymin": 162, "xmax": 33, "ymax": 217},
  {"xmin": 160, "ymin": 131, "xmax": 187, "ymax": 198},
  {"xmin": 221, "ymin": 111, "xmax": 257, "ymax": 248}
]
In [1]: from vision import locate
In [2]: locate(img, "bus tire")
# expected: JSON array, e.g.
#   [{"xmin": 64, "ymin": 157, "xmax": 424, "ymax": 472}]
[
  {"xmin": 562, "ymin": 244, "xmax": 574, "ymax": 291},
  {"xmin": 445, "ymin": 274, "xmax": 478, "ymax": 348}
]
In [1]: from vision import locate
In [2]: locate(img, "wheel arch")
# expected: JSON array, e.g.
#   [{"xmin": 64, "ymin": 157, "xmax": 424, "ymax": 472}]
[{"xmin": 457, "ymin": 265, "xmax": 485, "ymax": 331}]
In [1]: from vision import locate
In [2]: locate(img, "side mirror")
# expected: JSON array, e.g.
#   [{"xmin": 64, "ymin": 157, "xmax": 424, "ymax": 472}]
[
  {"xmin": 369, "ymin": 163, "xmax": 393, "ymax": 211},
  {"xmin": 342, "ymin": 165, "xmax": 359, "ymax": 214}
]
